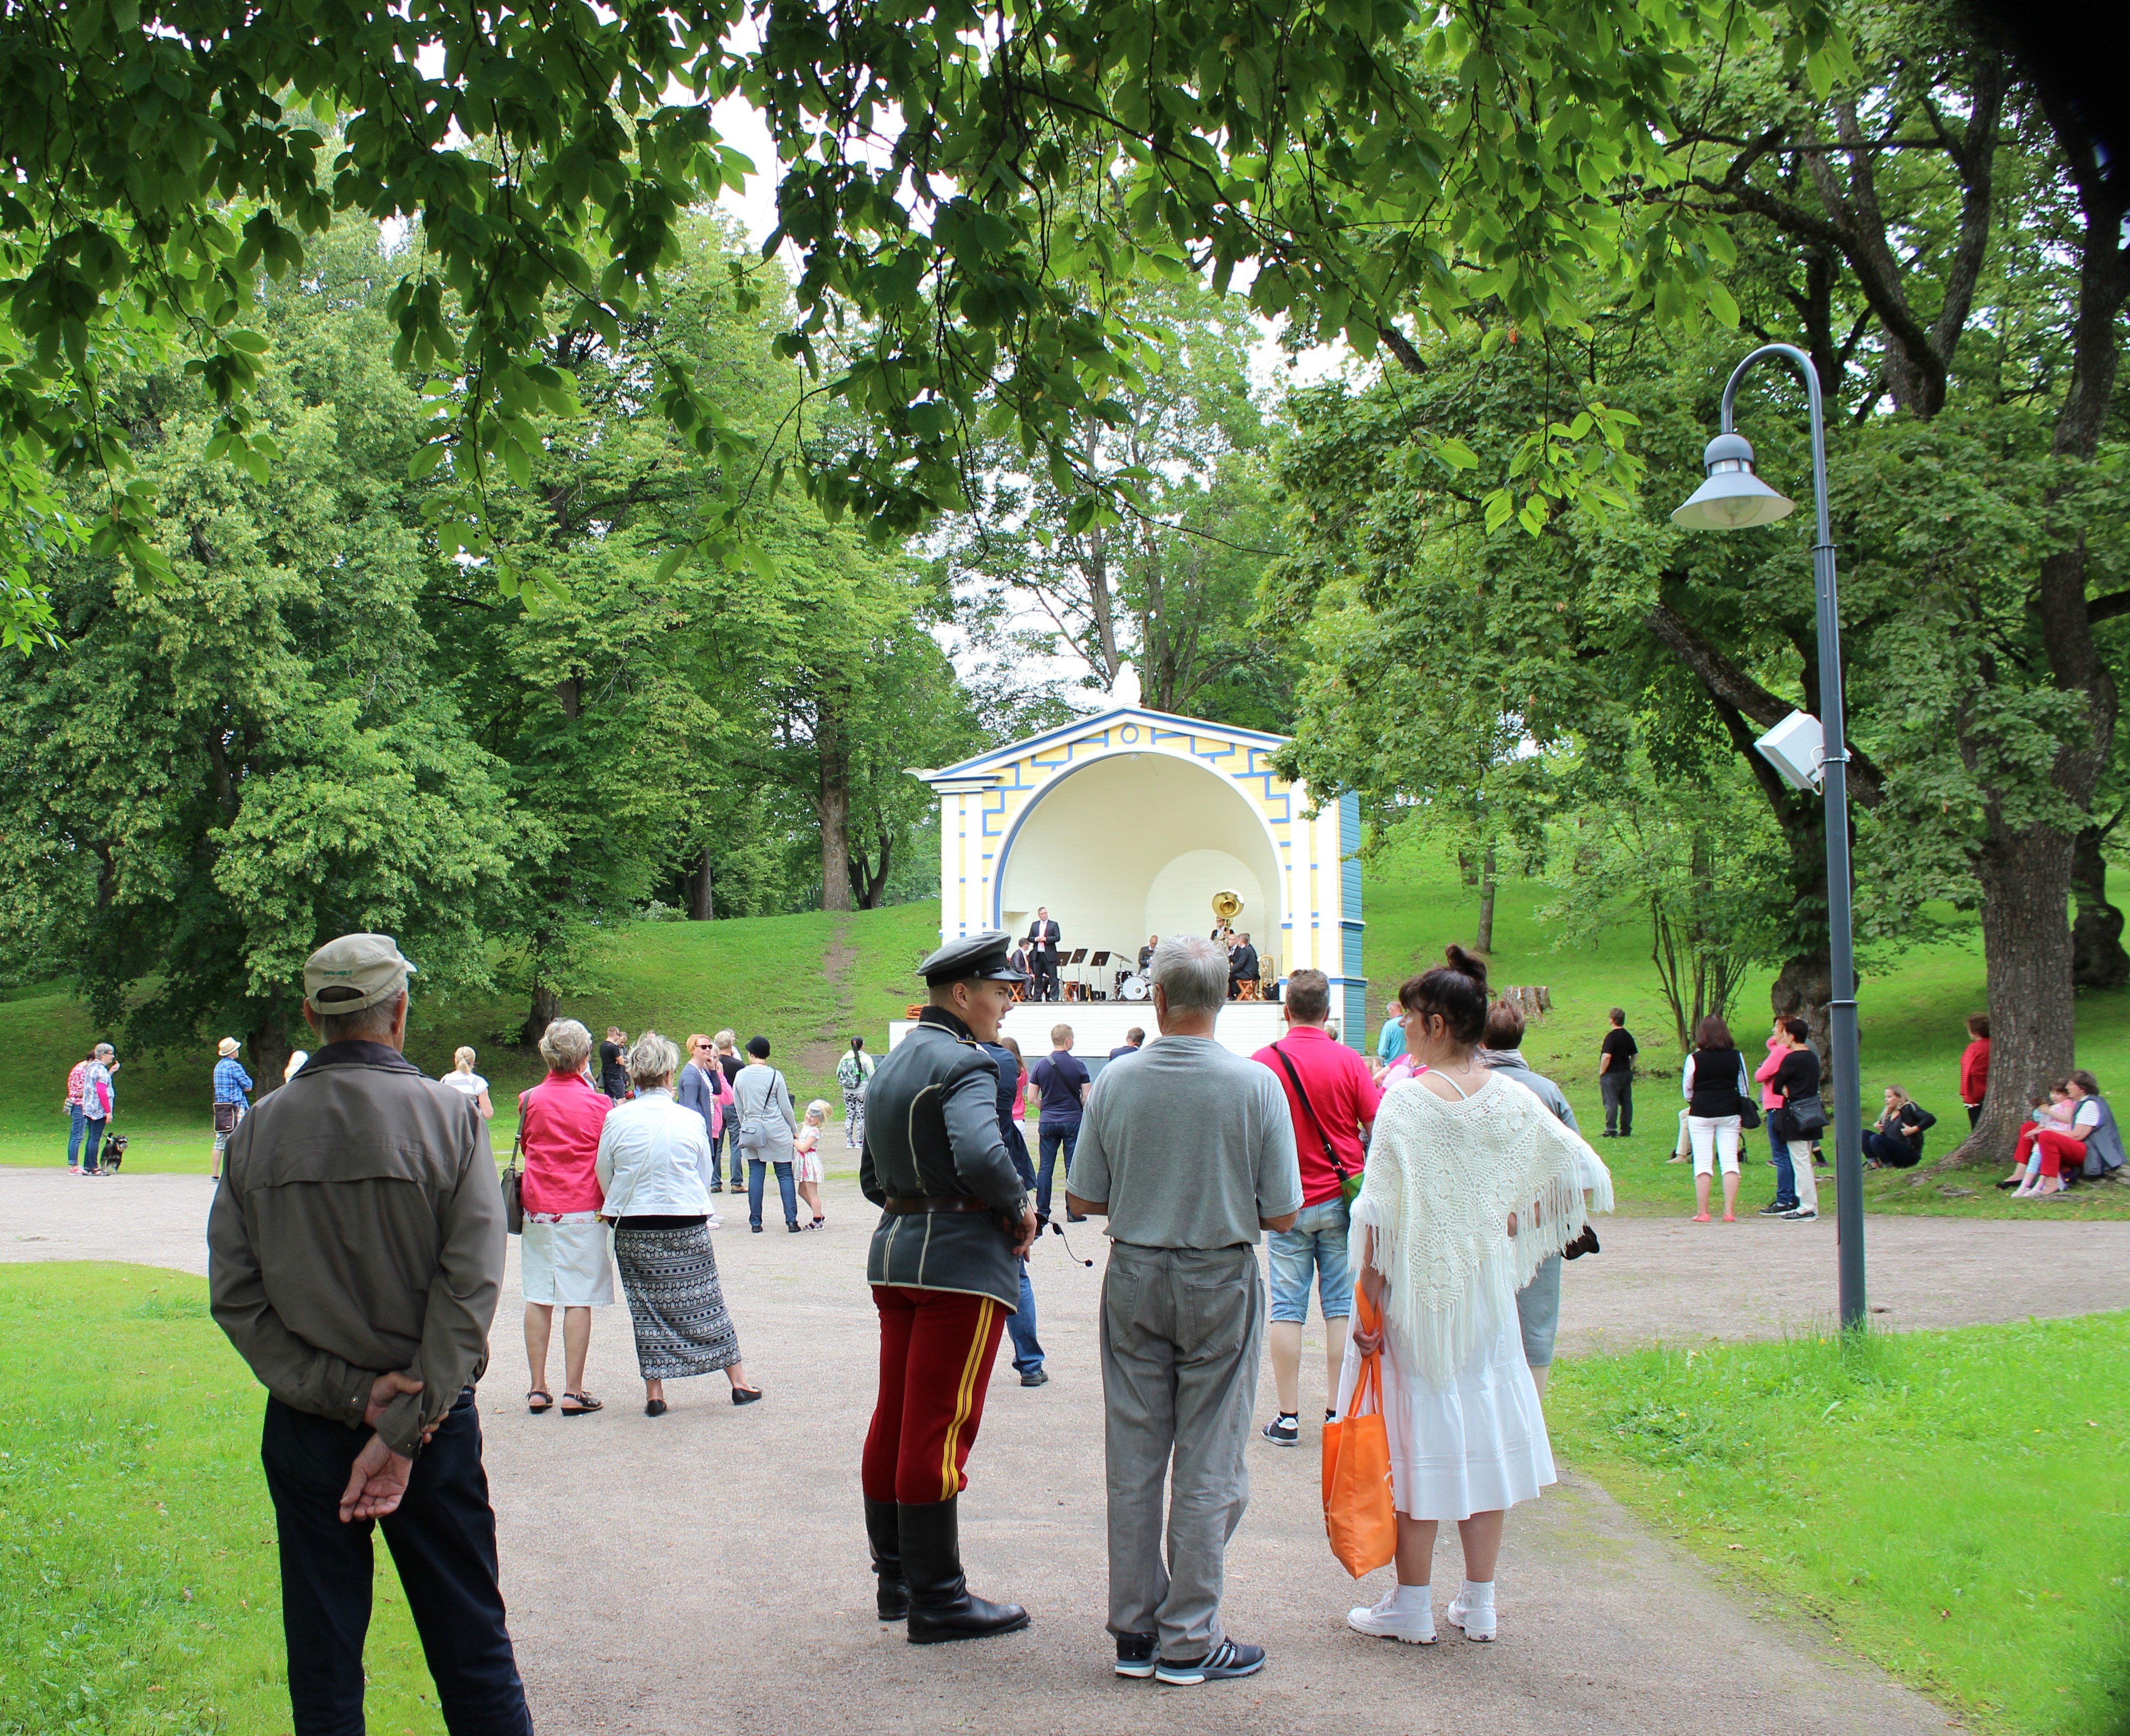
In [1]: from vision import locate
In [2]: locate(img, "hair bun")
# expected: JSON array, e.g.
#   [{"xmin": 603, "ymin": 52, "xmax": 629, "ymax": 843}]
[{"xmin": 1443, "ymin": 943, "xmax": 1489, "ymax": 989}]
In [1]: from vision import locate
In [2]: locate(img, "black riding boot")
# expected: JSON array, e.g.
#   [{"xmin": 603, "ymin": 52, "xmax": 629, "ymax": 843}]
[
  {"xmin": 898, "ymin": 1498, "xmax": 1029, "ymax": 1644},
  {"xmin": 865, "ymin": 1497, "xmax": 909, "ymax": 1620}
]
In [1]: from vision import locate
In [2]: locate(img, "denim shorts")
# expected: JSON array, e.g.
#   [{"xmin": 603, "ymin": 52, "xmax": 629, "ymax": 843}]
[{"xmin": 1267, "ymin": 1197, "xmax": 1352, "ymax": 1324}]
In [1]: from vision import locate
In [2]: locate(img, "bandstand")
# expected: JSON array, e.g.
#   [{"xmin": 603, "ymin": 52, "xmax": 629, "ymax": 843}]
[{"xmin": 893, "ymin": 706, "xmax": 1365, "ymax": 1066}]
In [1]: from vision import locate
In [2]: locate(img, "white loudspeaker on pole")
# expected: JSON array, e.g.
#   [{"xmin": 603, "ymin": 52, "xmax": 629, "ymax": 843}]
[{"xmin": 1755, "ymin": 710, "xmax": 1825, "ymax": 793}]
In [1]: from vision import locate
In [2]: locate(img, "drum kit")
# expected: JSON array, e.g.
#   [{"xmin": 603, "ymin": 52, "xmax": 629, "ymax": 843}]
[{"xmin": 1109, "ymin": 890, "xmax": 1245, "ymax": 1002}]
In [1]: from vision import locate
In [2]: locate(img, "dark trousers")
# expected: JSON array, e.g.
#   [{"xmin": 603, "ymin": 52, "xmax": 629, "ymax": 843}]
[
  {"xmin": 81, "ymin": 1116, "xmax": 109, "ymax": 1172},
  {"xmin": 1006, "ymin": 1261, "xmax": 1045, "ymax": 1375},
  {"xmin": 1031, "ymin": 958, "xmax": 1058, "ymax": 1001},
  {"xmin": 1600, "ymin": 1071, "xmax": 1633, "ymax": 1135},
  {"xmin": 716, "ymin": 1121, "xmax": 745, "ymax": 1189},
  {"xmin": 1862, "ymin": 1131, "xmax": 1922, "ymax": 1169},
  {"xmin": 1967, "ymin": 1103, "xmax": 1983, "ymax": 1130},
  {"xmin": 1037, "ymin": 1124, "xmax": 1079, "ymax": 1222},
  {"xmin": 1768, "ymin": 1119, "xmax": 1797, "ymax": 1208},
  {"xmin": 748, "ymin": 1157, "xmax": 798, "ymax": 1228},
  {"xmin": 260, "ymin": 1391, "xmax": 531, "ymax": 1736},
  {"xmin": 67, "ymin": 1105, "xmax": 85, "ymax": 1167}
]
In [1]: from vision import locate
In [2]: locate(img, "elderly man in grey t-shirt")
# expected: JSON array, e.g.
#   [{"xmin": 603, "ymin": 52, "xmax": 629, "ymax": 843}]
[{"xmin": 1066, "ymin": 935, "xmax": 1301, "ymax": 1688}]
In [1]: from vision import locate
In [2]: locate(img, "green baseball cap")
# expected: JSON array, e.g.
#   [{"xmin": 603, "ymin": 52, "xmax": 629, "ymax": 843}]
[{"xmin": 303, "ymin": 933, "xmax": 417, "ymax": 1015}]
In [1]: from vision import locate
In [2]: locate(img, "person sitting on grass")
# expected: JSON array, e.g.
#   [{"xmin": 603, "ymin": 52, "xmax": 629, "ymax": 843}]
[
  {"xmin": 1860, "ymin": 1087, "xmax": 1934, "ymax": 1169},
  {"xmin": 2008, "ymin": 1071, "xmax": 2126, "ymax": 1195},
  {"xmin": 2001, "ymin": 1087, "xmax": 2073, "ymax": 1196}
]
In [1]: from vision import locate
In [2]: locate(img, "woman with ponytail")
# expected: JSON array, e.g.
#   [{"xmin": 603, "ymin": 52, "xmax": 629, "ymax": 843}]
[{"xmin": 1338, "ymin": 946, "xmax": 1612, "ymax": 1648}]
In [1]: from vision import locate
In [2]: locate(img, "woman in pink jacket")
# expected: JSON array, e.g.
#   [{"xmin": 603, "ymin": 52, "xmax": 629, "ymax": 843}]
[{"xmin": 1753, "ymin": 1021, "xmax": 1798, "ymax": 1216}]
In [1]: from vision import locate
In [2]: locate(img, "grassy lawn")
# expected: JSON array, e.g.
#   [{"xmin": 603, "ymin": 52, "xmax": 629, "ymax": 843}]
[
  {"xmin": 6, "ymin": 846, "xmax": 2130, "ymax": 1219},
  {"xmin": 1362, "ymin": 834, "xmax": 2130, "ymax": 1220},
  {"xmin": 1547, "ymin": 1314, "xmax": 2130, "ymax": 1735},
  {"xmin": 0, "ymin": 903, "xmax": 942, "ymax": 1176},
  {"xmin": 0, "ymin": 1263, "xmax": 442, "ymax": 1736}
]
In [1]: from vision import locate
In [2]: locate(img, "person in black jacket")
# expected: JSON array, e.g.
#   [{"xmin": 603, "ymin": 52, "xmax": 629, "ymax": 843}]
[
  {"xmin": 1681, "ymin": 1014, "xmax": 1749, "ymax": 1223},
  {"xmin": 1766, "ymin": 1019, "xmax": 1822, "ymax": 1221},
  {"xmin": 1862, "ymin": 1086, "xmax": 1933, "ymax": 1170}
]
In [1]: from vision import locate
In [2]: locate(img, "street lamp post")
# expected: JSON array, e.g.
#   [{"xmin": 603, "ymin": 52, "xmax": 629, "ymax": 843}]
[{"xmin": 1672, "ymin": 342, "xmax": 1866, "ymax": 1331}]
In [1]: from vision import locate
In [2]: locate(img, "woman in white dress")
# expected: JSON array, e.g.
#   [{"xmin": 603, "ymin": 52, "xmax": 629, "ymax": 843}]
[{"xmin": 1340, "ymin": 946, "xmax": 1611, "ymax": 1646}]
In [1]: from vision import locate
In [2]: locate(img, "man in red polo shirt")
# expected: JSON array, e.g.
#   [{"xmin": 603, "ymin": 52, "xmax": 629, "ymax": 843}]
[{"xmin": 1250, "ymin": 968, "xmax": 1381, "ymax": 1447}]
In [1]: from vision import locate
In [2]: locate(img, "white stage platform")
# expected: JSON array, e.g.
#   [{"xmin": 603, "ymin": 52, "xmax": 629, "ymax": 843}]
[{"xmin": 889, "ymin": 1000, "xmax": 1293, "ymax": 1069}]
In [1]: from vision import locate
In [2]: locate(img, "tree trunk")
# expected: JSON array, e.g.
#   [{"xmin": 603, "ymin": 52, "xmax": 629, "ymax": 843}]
[
  {"xmin": 1769, "ymin": 953, "xmax": 1834, "ymax": 1072},
  {"xmin": 816, "ymin": 691, "xmax": 852, "ymax": 914},
  {"xmin": 849, "ymin": 827, "xmax": 894, "ymax": 909},
  {"xmin": 521, "ymin": 979, "xmax": 560, "ymax": 1047},
  {"xmin": 1475, "ymin": 845, "xmax": 1497, "ymax": 954},
  {"xmin": 1935, "ymin": 820, "xmax": 2079, "ymax": 1170},
  {"xmin": 247, "ymin": 1004, "xmax": 293, "ymax": 1098},
  {"xmin": 688, "ymin": 846, "xmax": 715, "ymax": 922},
  {"xmin": 2070, "ymin": 823, "xmax": 2127, "ymax": 989}
]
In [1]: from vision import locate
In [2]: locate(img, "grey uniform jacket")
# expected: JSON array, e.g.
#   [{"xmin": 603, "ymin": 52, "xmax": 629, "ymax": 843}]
[{"xmin": 859, "ymin": 1011, "xmax": 1029, "ymax": 1309}]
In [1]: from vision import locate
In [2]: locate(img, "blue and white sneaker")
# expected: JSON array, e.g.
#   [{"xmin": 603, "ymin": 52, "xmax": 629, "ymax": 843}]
[
  {"xmin": 1260, "ymin": 1414, "xmax": 1299, "ymax": 1447},
  {"xmin": 1155, "ymin": 1638, "xmax": 1267, "ymax": 1685}
]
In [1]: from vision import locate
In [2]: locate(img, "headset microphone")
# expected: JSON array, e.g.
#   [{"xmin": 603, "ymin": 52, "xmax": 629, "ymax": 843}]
[{"xmin": 1048, "ymin": 1219, "xmax": 1095, "ymax": 1268}]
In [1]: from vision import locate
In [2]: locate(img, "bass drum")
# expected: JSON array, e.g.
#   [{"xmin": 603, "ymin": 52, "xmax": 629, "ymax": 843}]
[{"xmin": 1118, "ymin": 973, "xmax": 1152, "ymax": 1002}]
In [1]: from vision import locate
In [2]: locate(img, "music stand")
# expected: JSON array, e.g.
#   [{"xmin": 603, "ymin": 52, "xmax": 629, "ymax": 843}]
[{"xmin": 1086, "ymin": 950, "xmax": 1110, "ymax": 1000}]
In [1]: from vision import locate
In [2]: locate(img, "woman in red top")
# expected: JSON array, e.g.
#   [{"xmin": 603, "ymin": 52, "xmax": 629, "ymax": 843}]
[
  {"xmin": 519, "ymin": 1018, "xmax": 615, "ymax": 1416},
  {"xmin": 1959, "ymin": 1015, "xmax": 1991, "ymax": 1130}
]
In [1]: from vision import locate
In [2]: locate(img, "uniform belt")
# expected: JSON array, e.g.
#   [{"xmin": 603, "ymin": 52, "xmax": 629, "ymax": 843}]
[{"xmin": 884, "ymin": 1196, "xmax": 998, "ymax": 1215}]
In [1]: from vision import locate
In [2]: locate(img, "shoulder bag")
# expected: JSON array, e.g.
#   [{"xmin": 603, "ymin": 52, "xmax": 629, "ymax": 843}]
[
  {"xmin": 501, "ymin": 1102, "xmax": 525, "ymax": 1236},
  {"xmin": 213, "ymin": 1101, "xmax": 241, "ymax": 1136},
  {"xmin": 1322, "ymin": 1290, "xmax": 1396, "ymax": 1577},
  {"xmin": 737, "ymin": 1069, "xmax": 789, "ymax": 1153},
  {"xmin": 1735, "ymin": 1058, "xmax": 1761, "ymax": 1130},
  {"xmin": 1271, "ymin": 1043, "xmax": 1362, "ymax": 1204}
]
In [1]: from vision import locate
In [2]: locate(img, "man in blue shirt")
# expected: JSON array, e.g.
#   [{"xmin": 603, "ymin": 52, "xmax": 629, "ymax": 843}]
[
  {"xmin": 212, "ymin": 1037, "xmax": 254, "ymax": 1181},
  {"xmin": 1375, "ymin": 1000, "xmax": 1406, "ymax": 1072},
  {"xmin": 1027, "ymin": 1024, "xmax": 1091, "ymax": 1224},
  {"xmin": 1107, "ymin": 1028, "xmax": 1145, "ymax": 1060}
]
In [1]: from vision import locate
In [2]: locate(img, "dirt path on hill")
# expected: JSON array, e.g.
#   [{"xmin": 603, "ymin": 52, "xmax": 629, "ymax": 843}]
[
  {"xmin": 16, "ymin": 1163, "xmax": 2123, "ymax": 1734},
  {"xmin": 796, "ymin": 914, "xmax": 859, "ymax": 1083}
]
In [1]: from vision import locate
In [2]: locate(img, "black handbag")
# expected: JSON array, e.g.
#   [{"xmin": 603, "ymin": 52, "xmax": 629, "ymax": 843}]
[
  {"xmin": 502, "ymin": 1113, "xmax": 525, "ymax": 1235},
  {"xmin": 1785, "ymin": 1093, "xmax": 1830, "ymax": 1137}
]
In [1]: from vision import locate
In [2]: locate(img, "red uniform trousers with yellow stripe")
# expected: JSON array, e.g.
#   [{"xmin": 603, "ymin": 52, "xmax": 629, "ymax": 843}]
[{"xmin": 862, "ymin": 1286, "xmax": 1008, "ymax": 1505}]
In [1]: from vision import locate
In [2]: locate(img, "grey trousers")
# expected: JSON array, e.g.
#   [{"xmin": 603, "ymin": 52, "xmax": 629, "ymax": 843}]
[
  {"xmin": 1100, "ymin": 1241, "xmax": 1264, "ymax": 1658},
  {"xmin": 1600, "ymin": 1069, "xmax": 1633, "ymax": 1134}
]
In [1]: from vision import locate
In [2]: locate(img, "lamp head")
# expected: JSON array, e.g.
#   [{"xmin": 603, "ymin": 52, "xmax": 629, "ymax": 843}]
[{"xmin": 1671, "ymin": 431, "xmax": 1796, "ymax": 531}]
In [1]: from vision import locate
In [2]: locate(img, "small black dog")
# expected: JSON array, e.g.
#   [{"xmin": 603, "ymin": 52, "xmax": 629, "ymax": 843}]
[{"xmin": 99, "ymin": 1133, "xmax": 128, "ymax": 1173}]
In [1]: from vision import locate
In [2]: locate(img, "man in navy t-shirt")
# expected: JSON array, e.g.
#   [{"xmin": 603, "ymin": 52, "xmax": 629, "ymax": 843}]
[{"xmin": 1028, "ymin": 1023, "xmax": 1091, "ymax": 1223}]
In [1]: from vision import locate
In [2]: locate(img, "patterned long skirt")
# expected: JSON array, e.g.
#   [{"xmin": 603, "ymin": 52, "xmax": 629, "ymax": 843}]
[
  {"xmin": 842, "ymin": 1084, "xmax": 867, "ymax": 1149},
  {"xmin": 611, "ymin": 1222, "xmax": 741, "ymax": 1380}
]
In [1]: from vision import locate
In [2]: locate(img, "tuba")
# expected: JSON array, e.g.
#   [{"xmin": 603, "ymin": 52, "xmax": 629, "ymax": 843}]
[{"xmin": 1211, "ymin": 890, "xmax": 1244, "ymax": 925}]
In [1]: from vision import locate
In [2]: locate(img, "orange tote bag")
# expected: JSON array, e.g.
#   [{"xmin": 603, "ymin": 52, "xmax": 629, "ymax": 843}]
[{"xmin": 1321, "ymin": 1293, "xmax": 1397, "ymax": 1577}]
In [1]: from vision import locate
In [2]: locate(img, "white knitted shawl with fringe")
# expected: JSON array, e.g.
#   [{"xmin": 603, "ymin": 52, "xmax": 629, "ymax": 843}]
[{"xmin": 1353, "ymin": 1070, "xmax": 1614, "ymax": 1390}]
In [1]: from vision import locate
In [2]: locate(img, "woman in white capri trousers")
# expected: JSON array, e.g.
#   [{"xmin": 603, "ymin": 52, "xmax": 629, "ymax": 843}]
[{"xmin": 1680, "ymin": 1013, "xmax": 1753, "ymax": 1224}]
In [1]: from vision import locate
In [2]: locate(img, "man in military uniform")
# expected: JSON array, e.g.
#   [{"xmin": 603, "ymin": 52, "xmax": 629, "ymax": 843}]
[{"xmin": 859, "ymin": 931, "xmax": 1040, "ymax": 1644}]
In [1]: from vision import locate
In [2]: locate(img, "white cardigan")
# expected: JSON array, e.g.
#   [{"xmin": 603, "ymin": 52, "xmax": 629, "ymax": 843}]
[{"xmin": 596, "ymin": 1090, "xmax": 714, "ymax": 1219}]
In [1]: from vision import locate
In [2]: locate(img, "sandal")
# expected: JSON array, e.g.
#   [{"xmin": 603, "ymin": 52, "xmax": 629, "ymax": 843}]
[
  {"xmin": 560, "ymin": 1391, "xmax": 604, "ymax": 1416},
  {"xmin": 527, "ymin": 1389, "xmax": 554, "ymax": 1414}
]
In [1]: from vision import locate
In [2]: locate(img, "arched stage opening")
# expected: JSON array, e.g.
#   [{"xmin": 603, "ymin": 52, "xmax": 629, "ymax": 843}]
[{"xmin": 993, "ymin": 749, "xmax": 1284, "ymax": 974}]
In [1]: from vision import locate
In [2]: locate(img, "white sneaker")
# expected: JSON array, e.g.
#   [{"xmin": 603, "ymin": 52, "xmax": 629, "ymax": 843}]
[
  {"xmin": 1446, "ymin": 1589, "xmax": 1496, "ymax": 1642},
  {"xmin": 1347, "ymin": 1590, "xmax": 1436, "ymax": 1645}
]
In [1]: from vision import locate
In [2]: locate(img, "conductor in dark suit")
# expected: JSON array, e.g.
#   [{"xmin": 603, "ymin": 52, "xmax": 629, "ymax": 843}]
[
  {"xmin": 1024, "ymin": 908, "xmax": 1062, "ymax": 1003},
  {"xmin": 1227, "ymin": 933, "xmax": 1259, "ymax": 1000}
]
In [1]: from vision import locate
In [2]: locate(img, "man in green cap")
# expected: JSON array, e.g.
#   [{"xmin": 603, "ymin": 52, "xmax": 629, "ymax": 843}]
[
  {"xmin": 208, "ymin": 933, "xmax": 531, "ymax": 1735},
  {"xmin": 858, "ymin": 929, "xmax": 1040, "ymax": 1644}
]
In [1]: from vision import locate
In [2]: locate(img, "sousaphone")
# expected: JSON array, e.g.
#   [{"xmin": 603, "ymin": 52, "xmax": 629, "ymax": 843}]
[{"xmin": 1211, "ymin": 889, "xmax": 1244, "ymax": 925}]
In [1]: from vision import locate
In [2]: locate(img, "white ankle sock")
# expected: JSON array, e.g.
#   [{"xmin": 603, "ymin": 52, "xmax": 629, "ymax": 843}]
[
  {"xmin": 1461, "ymin": 1578, "xmax": 1495, "ymax": 1606},
  {"xmin": 1390, "ymin": 1582, "xmax": 1431, "ymax": 1612}
]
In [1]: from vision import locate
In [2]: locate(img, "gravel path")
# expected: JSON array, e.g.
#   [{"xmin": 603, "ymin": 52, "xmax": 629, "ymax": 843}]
[{"xmin": 19, "ymin": 1164, "xmax": 2122, "ymax": 1733}]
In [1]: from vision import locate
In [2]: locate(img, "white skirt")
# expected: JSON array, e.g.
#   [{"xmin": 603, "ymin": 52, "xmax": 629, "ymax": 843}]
[
  {"xmin": 1335, "ymin": 1311, "xmax": 1556, "ymax": 1523},
  {"xmin": 521, "ymin": 1213, "xmax": 615, "ymax": 1307}
]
